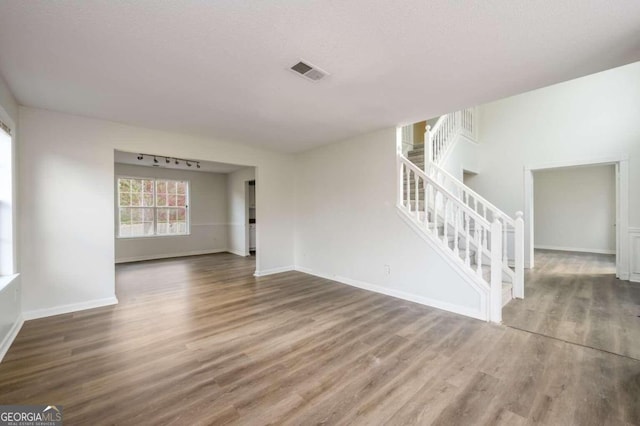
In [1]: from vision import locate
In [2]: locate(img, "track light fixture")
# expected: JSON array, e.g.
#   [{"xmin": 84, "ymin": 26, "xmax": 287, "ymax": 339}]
[{"xmin": 133, "ymin": 152, "xmax": 205, "ymax": 170}]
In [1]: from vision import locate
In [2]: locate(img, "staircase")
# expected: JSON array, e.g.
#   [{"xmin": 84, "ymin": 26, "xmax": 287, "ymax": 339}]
[{"xmin": 397, "ymin": 109, "xmax": 524, "ymax": 323}]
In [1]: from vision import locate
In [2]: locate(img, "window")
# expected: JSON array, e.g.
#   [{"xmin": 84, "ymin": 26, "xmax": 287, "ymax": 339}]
[{"xmin": 117, "ymin": 177, "xmax": 189, "ymax": 238}]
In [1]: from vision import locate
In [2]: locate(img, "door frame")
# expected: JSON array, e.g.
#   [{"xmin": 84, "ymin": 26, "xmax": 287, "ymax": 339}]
[{"xmin": 523, "ymin": 156, "xmax": 629, "ymax": 279}]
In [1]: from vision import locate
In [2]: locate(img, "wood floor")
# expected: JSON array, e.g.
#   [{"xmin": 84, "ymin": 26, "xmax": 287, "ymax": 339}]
[
  {"xmin": 504, "ymin": 250, "xmax": 640, "ymax": 360},
  {"xmin": 1, "ymin": 253, "xmax": 639, "ymax": 425}
]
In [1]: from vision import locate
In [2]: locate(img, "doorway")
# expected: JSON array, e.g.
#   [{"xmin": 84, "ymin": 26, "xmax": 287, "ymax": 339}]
[{"xmin": 523, "ymin": 158, "xmax": 630, "ymax": 279}]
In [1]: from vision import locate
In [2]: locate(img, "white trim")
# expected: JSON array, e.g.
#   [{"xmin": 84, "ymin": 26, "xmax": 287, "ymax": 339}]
[
  {"xmin": 226, "ymin": 249, "xmax": 249, "ymax": 257},
  {"xmin": 0, "ymin": 273, "xmax": 19, "ymax": 293},
  {"xmin": 115, "ymin": 248, "xmax": 227, "ymax": 263},
  {"xmin": 0, "ymin": 314, "xmax": 23, "ymax": 363},
  {"xmin": 295, "ymin": 266, "xmax": 486, "ymax": 321},
  {"xmin": 253, "ymin": 265, "xmax": 295, "ymax": 277},
  {"xmin": 534, "ymin": 245, "xmax": 616, "ymax": 255},
  {"xmin": 526, "ymin": 155, "xmax": 628, "ymax": 171},
  {"xmin": 23, "ymin": 296, "xmax": 119, "ymax": 321}
]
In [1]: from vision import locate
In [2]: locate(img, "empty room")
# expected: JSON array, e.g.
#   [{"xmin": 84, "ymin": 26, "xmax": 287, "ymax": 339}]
[{"xmin": 1, "ymin": 1, "xmax": 640, "ymax": 424}]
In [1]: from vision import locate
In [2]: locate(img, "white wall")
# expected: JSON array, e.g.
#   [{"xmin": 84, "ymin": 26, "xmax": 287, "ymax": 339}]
[
  {"xmin": 295, "ymin": 128, "xmax": 486, "ymax": 319},
  {"xmin": 18, "ymin": 107, "xmax": 295, "ymax": 315},
  {"xmin": 114, "ymin": 163, "xmax": 229, "ymax": 262},
  {"xmin": 469, "ymin": 61, "xmax": 640, "ymax": 272},
  {"xmin": 534, "ymin": 165, "xmax": 616, "ymax": 254},
  {"xmin": 0, "ymin": 73, "xmax": 20, "ymax": 360},
  {"xmin": 227, "ymin": 167, "xmax": 255, "ymax": 257}
]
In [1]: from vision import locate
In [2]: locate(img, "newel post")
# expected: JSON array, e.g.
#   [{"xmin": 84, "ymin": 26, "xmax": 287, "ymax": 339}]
[
  {"xmin": 490, "ymin": 218, "xmax": 503, "ymax": 323},
  {"xmin": 514, "ymin": 211, "xmax": 525, "ymax": 299},
  {"xmin": 425, "ymin": 125, "xmax": 433, "ymax": 172}
]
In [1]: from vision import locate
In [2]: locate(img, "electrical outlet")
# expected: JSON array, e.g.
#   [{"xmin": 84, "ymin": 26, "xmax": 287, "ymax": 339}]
[{"xmin": 384, "ymin": 264, "xmax": 391, "ymax": 275}]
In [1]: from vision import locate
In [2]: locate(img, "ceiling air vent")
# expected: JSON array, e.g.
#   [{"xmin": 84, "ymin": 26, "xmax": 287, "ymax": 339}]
[{"xmin": 289, "ymin": 60, "xmax": 329, "ymax": 82}]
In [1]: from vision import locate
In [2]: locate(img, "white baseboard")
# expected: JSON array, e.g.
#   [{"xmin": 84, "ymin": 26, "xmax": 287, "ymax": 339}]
[
  {"xmin": 227, "ymin": 249, "xmax": 249, "ymax": 257},
  {"xmin": 294, "ymin": 266, "xmax": 486, "ymax": 321},
  {"xmin": 115, "ymin": 248, "xmax": 227, "ymax": 263},
  {"xmin": 23, "ymin": 296, "xmax": 119, "ymax": 321},
  {"xmin": 253, "ymin": 265, "xmax": 295, "ymax": 277},
  {"xmin": 534, "ymin": 245, "xmax": 616, "ymax": 255},
  {"xmin": 0, "ymin": 315, "xmax": 24, "ymax": 363},
  {"xmin": 630, "ymin": 272, "xmax": 640, "ymax": 283}
]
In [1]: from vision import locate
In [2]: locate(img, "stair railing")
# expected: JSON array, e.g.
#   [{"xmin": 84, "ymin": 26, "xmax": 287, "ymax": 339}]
[
  {"xmin": 398, "ymin": 153, "xmax": 503, "ymax": 322},
  {"xmin": 426, "ymin": 163, "xmax": 524, "ymax": 299},
  {"xmin": 426, "ymin": 108, "xmax": 476, "ymax": 166}
]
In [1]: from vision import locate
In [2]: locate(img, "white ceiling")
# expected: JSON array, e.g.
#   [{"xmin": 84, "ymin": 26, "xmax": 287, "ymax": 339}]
[
  {"xmin": 114, "ymin": 150, "xmax": 244, "ymax": 174},
  {"xmin": 0, "ymin": 1, "xmax": 639, "ymax": 153}
]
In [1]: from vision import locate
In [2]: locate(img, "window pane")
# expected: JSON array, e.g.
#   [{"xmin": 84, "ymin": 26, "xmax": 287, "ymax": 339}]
[
  {"xmin": 177, "ymin": 182, "xmax": 185, "ymax": 195},
  {"xmin": 157, "ymin": 181, "xmax": 166, "ymax": 194},
  {"xmin": 119, "ymin": 179, "xmax": 131, "ymax": 193},
  {"xmin": 143, "ymin": 193, "xmax": 154, "ymax": 207},
  {"xmin": 131, "ymin": 193, "xmax": 141, "ymax": 207},
  {"xmin": 119, "ymin": 192, "xmax": 131, "ymax": 207},
  {"xmin": 168, "ymin": 194, "xmax": 177, "ymax": 207},
  {"xmin": 176, "ymin": 195, "xmax": 186, "ymax": 207},
  {"xmin": 120, "ymin": 208, "xmax": 131, "ymax": 224},
  {"xmin": 144, "ymin": 180, "xmax": 153, "ymax": 193},
  {"xmin": 131, "ymin": 179, "xmax": 142, "ymax": 193},
  {"xmin": 167, "ymin": 181, "xmax": 177, "ymax": 194},
  {"xmin": 157, "ymin": 208, "xmax": 168, "ymax": 223},
  {"xmin": 157, "ymin": 193, "xmax": 167, "ymax": 207}
]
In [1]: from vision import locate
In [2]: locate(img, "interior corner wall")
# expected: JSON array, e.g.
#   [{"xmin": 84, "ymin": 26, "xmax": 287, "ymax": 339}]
[
  {"xmin": 469, "ymin": 61, "xmax": 640, "ymax": 268},
  {"xmin": 18, "ymin": 107, "xmax": 295, "ymax": 315},
  {"xmin": 294, "ymin": 127, "xmax": 485, "ymax": 319},
  {"xmin": 227, "ymin": 167, "xmax": 255, "ymax": 257},
  {"xmin": 114, "ymin": 163, "xmax": 229, "ymax": 262},
  {"xmin": 534, "ymin": 165, "xmax": 616, "ymax": 254}
]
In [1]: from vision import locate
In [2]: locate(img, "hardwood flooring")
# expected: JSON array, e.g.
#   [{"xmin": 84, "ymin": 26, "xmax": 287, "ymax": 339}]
[
  {"xmin": 504, "ymin": 249, "xmax": 640, "ymax": 360},
  {"xmin": 1, "ymin": 252, "xmax": 639, "ymax": 425}
]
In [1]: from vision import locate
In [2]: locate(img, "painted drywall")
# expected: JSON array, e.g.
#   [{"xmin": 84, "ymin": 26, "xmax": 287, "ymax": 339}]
[
  {"xmin": 227, "ymin": 167, "xmax": 255, "ymax": 257},
  {"xmin": 114, "ymin": 163, "xmax": 229, "ymax": 262},
  {"xmin": 534, "ymin": 165, "xmax": 615, "ymax": 254},
  {"xmin": 295, "ymin": 127, "xmax": 485, "ymax": 319},
  {"xmin": 18, "ymin": 107, "xmax": 295, "ymax": 314},
  {"xmin": 468, "ymin": 61, "xmax": 640, "ymax": 269}
]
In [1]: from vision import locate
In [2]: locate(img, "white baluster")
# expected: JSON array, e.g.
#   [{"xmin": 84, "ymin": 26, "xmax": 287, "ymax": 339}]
[
  {"xmin": 398, "ymin": 160, "xmax": 404, "ymax": 208},
  {"xmin": 490, "ymin": 218, "xmax": 503, "ymax": 323},
  {"xmin": 464, "ymin": 214, "xmax": 471, "ymax": 266},
  {"xmin": 433, "ymin": 189, "xmax": 439, "ymax": 238},
  {"xmin": 453, "ymin": 207, "xmax": 460, "ymax": 257},
  {"xmin": 475, "ymin": 224, "xmax": 482, "ymax": 277},
  {"xmin": 414, "ymin": 171, "xmax": 419, "ymax": 221},
  {"xmin": 442, "ymin": 197, "xmax": 448, "ymax": 245},
  {"xmin": 502, "ymin": 218, "xmax": 508, "ymax": 264},
  {"xmin": 514, "ymin": 211, "xmax": 524, "ymax": 299}
]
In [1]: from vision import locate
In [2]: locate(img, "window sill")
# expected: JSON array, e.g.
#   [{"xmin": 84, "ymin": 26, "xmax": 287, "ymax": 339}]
[
  {"xmin": 0, "ymin": 273, "xmax": 19, "ymax": 293},
  {"xmin": 116, "ymin": 233, "xmax": 191, "ymax": 240}
]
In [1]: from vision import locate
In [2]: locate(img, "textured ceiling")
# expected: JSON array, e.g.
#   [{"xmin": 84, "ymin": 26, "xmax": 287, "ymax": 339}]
[{"xmin": 0, "ymin": 1, "xmax": 639, "ymax": 152}]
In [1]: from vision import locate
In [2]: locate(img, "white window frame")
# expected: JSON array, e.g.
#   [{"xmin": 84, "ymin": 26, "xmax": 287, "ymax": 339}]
[{"xmin": 116, "ymin": 175, "xmax": 191, "ymax": 239}]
